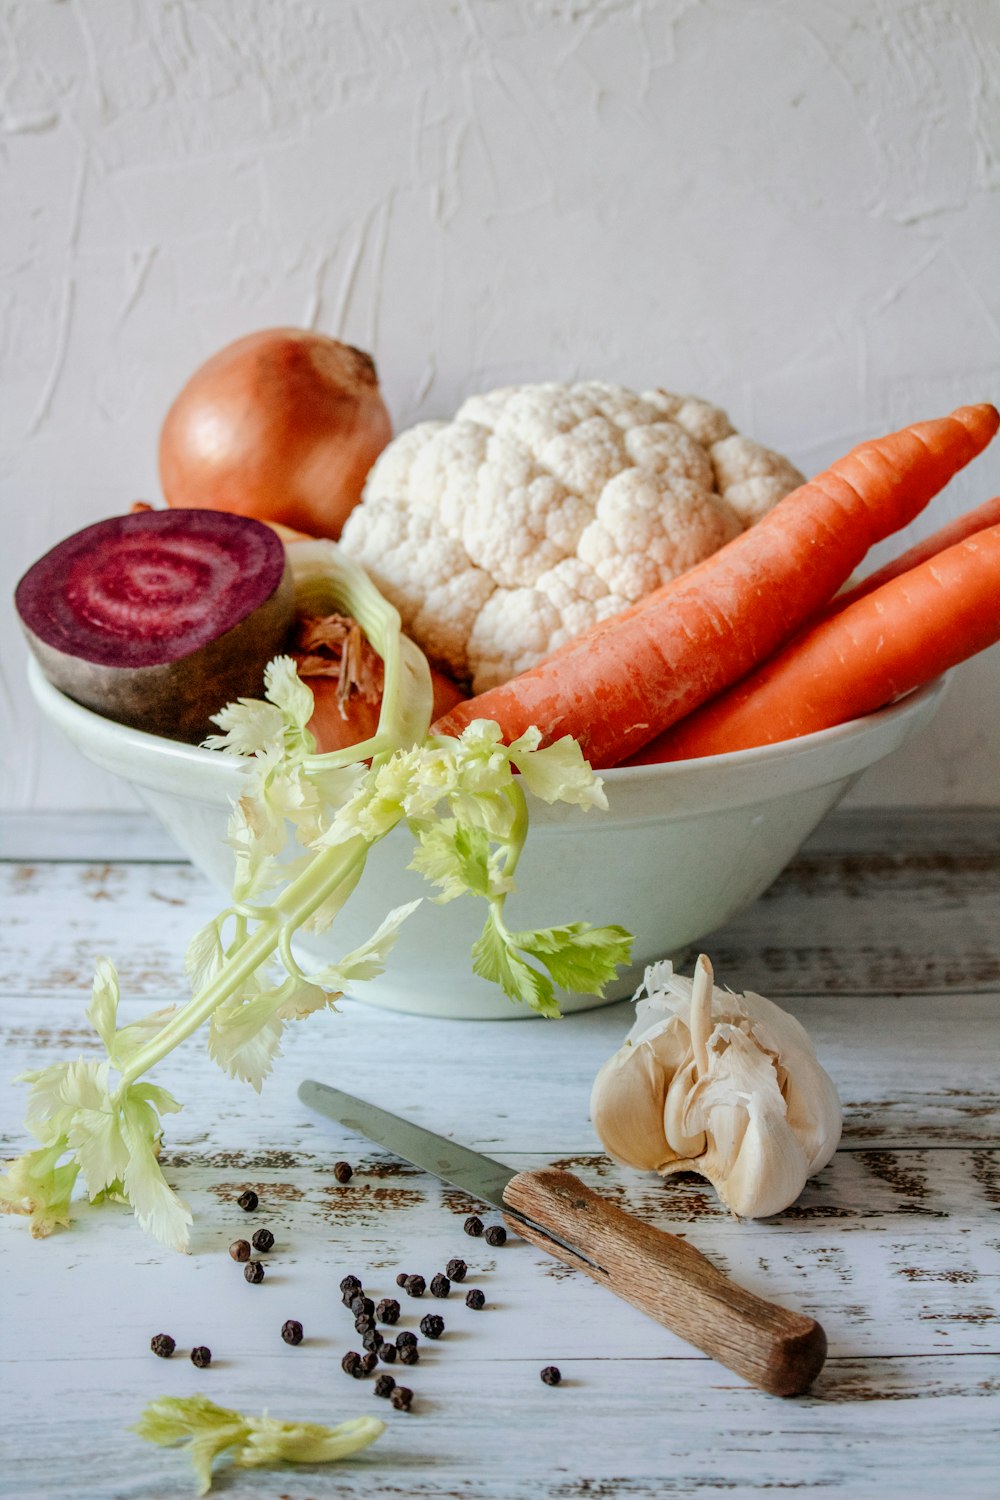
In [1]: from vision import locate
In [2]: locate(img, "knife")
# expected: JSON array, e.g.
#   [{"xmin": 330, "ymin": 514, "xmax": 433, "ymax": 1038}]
[{"xmin": 298, "ymin": 1078, "xmax": 826, "ymax": 1397}]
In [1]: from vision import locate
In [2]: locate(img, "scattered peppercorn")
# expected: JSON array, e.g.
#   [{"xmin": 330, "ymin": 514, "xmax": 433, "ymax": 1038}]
[
  {"xmin": 465, "ymin": 1288, "xmax": 486, "ymax": 1310},
  {"xmin": 373, "ymin": 1373, "xmax": 396, "ymax": 1399},
  {"xmin": 362, "ymin": 1328, "xmax": 384, "ymax": 1352},
  {"xmin": 540, "ymin": 1365, "xmax": 562, "ymax": 1386},
  {"xmin": 395, "ymin": 1331, "xmax": 418, "ymax": 1350},
  {"xmin": 236, "ymin": 1189, "xmax": 259, "ymax": 1212},
  {"xmin": 341, "ymin": 1351, "xmax": 361, "ymax": 1376},
  {"xmin": 445, "ymin": 1257, "xmax": 468, "ymax": 1282},
  {"xmin": 484, "ymin": 1224, "xmax": 507, "ymax": 1247},
  {"xmin": 228, "ymin": 1239, "xmax": 251, "ymax": 1262},
  {"xmin": 464, "ymin": 1215, "xmax": 484, "ymax": 1237},
  {"xmin": 333, "ymin": 1160, "xmax": 353, "ymax": 1183},
  {"xmin": 359, "ymin": 1351, "xmax": 379, "ymax": 1375},
  {"xmin": 281, "ymin": 1320, "xmax": 304, "ymax": 1346},
  {"xmin": 419, "ymin": 1313, "xmax": 445, "ymax": 1340},
  {"xmin": 150, "ymin": 1333, "xmax": 175, "ymax": 1359},
  {"xmin": 355, "ymin": 1315, "xmax": 375, "ymax": 1336},
  {"xmin": 398, "ymin": 1343, "xmax": 420, "ymax": 1366},
  {"xmin": 244, "ymin": 1260, "xmax": 265, "ymax": 1284},
  {"xmin": 351, "ymin": 1294, "xmax": 375, "ymax": 1319},
  {"xmin": 429, "ymin": 1272, "xmax": 451, "ymax": 1298},
  {"xmin": 252, "ymin": 1227, "xmax": 275, "ymax": 1253},
  {"xmin": 340, "ymin": 1274, "xmax": 363, "ymax": 1295},
  {"xmin": 190, "ymin": 1346, "xmax": 212, "ymax": 1369},
  {"xmin": 376, "ymin": 1298, "xmax": 400, "ymax": 1325},
  {"xmin": 403, "ymin": 1274, "xmax": 425, "ymax": 1298},
  {"xmin": 395, "ymin": 1272, "xmax": 409, "ymax": 1288},
  {"xmin": 390, "ymin": 1385, "xmax": 414, "ymax": 1411},
  {"xmin": 379, "ymin": 1342, "xmax": 398, "ymax": 1364}
]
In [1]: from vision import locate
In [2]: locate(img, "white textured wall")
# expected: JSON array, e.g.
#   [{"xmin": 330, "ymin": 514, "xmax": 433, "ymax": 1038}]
[{"xmin": 2, "ymin": 0, "xmax": 998, "ymax": 809}]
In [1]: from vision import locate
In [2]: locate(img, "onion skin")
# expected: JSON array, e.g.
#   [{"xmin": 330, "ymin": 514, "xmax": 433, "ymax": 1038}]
[
  {"xmin": 159, "ymin": 328, "xmax": 393, "ymax": 539},
  {"xmin": 306, "ymin": 667, "xmax": 466, "ymax": 754}
]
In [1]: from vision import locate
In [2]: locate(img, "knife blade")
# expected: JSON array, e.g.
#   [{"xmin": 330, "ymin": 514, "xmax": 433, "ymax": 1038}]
[{"xmin": 298, "ymin": 1078, "xmax": 827, "ymax": 1397}]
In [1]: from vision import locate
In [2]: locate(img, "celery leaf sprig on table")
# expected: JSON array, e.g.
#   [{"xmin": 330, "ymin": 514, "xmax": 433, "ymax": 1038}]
[
  {"xmin": 132, "ymin": 1394, "xmax": 384, "ymax": 1495},
  {"xmin": 0, "ymin": 542, "xmax": 632, "ymax": 1250}
]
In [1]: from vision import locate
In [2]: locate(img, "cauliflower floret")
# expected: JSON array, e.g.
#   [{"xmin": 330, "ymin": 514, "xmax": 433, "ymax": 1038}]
[
  {"xmin": 710, "ymin": 434, "xmax": 806, "ymax": 527},
  {"xmin": 340, "ymin": 381, "xmax": 804, "ymax": 693}
]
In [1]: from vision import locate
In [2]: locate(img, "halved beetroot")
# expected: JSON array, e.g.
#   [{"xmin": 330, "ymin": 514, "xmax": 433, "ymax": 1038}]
[{"xmin": 16, "ymin": 508, "xmax": 295, "ymax": 742}]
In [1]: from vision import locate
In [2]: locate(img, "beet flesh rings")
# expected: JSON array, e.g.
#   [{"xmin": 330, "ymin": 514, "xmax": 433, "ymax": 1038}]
[{"xmin": 16, "ymin": 508, "xmax": 295, "ymax": 742}]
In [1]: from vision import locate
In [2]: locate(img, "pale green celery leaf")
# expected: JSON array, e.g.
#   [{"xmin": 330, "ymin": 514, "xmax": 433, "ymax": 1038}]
[
  {"xmin": 509, "ymin": 732, "xmax": 609, "ymax": 810},
  {"xmin": 204, "ymin": 697, "xmax": 285, "ymax": 756},
  {"xmin": 86, "ymin": 958, "xmax": 120, "ymax": 1052},
  {"xmin": 111, "ymin": 1005, "xmax": 179, "ymax": 1067},
  {"xmin": 512, "ymin": 922, "xmax": 634, "ymax": 996},
  {"xmin": 120, "ymin": 1092, "xmax": 192, "ymax": 1252},
  {"xmin": 67, "ymin": 1104, "xmax": 130, "ymax": 1199},
  {"xmin": 306, "ymin": 900, "xmax": 422, "ymax": 989},
  {"xmin": 185, "ymin": 919, "xmax": 227, "ymax": 993},
  {"xmin": 472, "ymin": 917, "xmax": 560, "ymax": 1018},
  {"xmin": 21, "ymin": 1058, "xmax": 110, "ymax": 1144},
  {"xmin": 133, "ymin": 1394, "xmax": 384, "ymax": 1495},
  {"xmin": 0, "ymin": 1140, "xmax": 79, "ymax": 1237},
  {"xmin": 207, "ymin": 982, "xmax": 291, "ymax": 1091},
  {"xmin": 129, "ymin": 1080, "xmax": 183, "ymax": 1116},
  {"xmin": 263, "ymin": 654, "xmax": 315, "ymax": 733},
  {"xmin": 409, "ymin": 820, "xmax": 492, "ymax": 902},
  {"xmin": 300, "ymin": 849, "xmax": 367, "ymax": 934}
]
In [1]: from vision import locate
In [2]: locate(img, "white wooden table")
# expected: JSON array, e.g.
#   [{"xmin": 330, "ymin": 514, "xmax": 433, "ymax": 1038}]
[{"xmin": 1, "ymin": 809, "xmax": 998, "ymax": 1499}]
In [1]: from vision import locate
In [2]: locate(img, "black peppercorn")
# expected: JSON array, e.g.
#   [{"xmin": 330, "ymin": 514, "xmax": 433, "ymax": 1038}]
[
  {"xmin": 419, "ymin": 1313, "xmax": 445, "ymax": 1340},
  {"xmin": 429, "ymin": 1272, "xmax": 450, "ymax": 1298},
  {"xmin": 445, "ymin": 1257, "xmax": 468, "ymax": 1282},
  {"xmin": 236, "ymin": 1189, "xmax": 259, "ymax": 1212},
  {"xmin": 395, "ymin": 1272, "xmax": 409, "ymax": 1288},
  {"xmin": 398, "ymin": 1342, "xmax": 420, "ymax": 1366},
  {"xmin": 150, "ymin": 1333, "xmax": 175, "ymax": 1358},
  {"xmin": 395, "ymin": 1330, "xmax": 418, "ymax": 1350},
  {"xmin": 463, "ymin": 1214, "xmax": 484, "ymax": 1237},
  {"xmin": 390, "ymin": 1385, "xmax": 413, "ymax": 1411},
  {"xmin": 281, "ymin": 1319, "xmax": 304, "ymax": 1346},
  {"xmin": 355, "ymin": 1314, "xmax": 375, "ymax": 1336},
  {"xmin": 540, "ymin": 1365, "xmax": 562, "ymax": 1386},
  {"xmin": 190, "ymin": 1346, "xmax": 212, "ymax": 1368},
  {"xmin": 484, "ymin": 1224, "xmax": 507, "ymax": 1247},
  {"xmin": 341, "ymin": 1350, "xmax": 361, "ymax": 1376},
  {"xmin": 403, "ymin": 1274, "xmax": 425, "ymax": 1298},
  {"xmin": 333, "ymin": 1160, "xmax": 353, "ymax": 1183},
  {"xmin": 362, "ymin": 1328, "xmax": 384, "ymax": 1352},
  {"xmin": 244, "ymin": 1260, "xmax": 265, "ymax": 1284},
  {"xmin": 228, "ymin": 1239, "xmax": 251, "ymax": 1262},
  {"xmin": 376, "ymin": 1297, "xmax": 400, "ymax": 1325},
  {"xmin": 251, "ymin": 1227, "xmax": 274, "ymax": 1253},
  {"xmin": 351, "ymin": 1294, "xmax": 375, "ymax": 1319},
  {"xmin": 340, "ymin": 1274, "xmax": 363, "ymax": 1295},
  {"xmin": 359, "ymin": 1350, "xmax": 378, "ymax": 1374},
  {"xmin": 465, "ymin": 1288, "xmax": 486, "ymax": 1310},
  {"xmin": 379, "ymin": 1342, "xmax": 398, "ymax": 1364},
  {"xmin": 373, "ymin": 1373, "xmax": 396, "ymax": 1399}
]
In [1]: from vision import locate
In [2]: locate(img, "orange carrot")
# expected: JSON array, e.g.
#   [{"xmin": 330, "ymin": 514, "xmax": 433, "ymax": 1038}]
[
  {"xmin": 628, "ymin": 522, "xmax": 1000, "ymax": 763},
  {"xmin": 432, "ymin": 405, "xmax": 999, "ymax": 767},
  {"xmin": 818, "ymin": 493, "xmax": 1000, "ymax": 618}
]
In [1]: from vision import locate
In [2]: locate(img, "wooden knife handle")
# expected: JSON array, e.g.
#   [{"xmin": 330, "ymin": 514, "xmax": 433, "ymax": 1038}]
[{"xmin": 502, "ymin": 1168, "xmax": 826, "ymax": 1397}]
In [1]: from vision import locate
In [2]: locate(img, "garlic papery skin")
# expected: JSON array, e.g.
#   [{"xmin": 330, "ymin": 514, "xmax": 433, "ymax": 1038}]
[{"xmin": 589, "ymin": 955, "xmax": 842, "ymax": 1218}]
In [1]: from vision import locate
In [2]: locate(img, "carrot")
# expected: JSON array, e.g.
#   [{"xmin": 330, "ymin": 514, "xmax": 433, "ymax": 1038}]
[
  {"xmin": 818, "ymin": 493, "xmax": 1000, "ymax": 618},
  {"xmin": 628, "ymin": 521, "xmax": 1000, "ymax": 763},
  {"xmin": 432, "ymin": 405, "xmax": 999, "ymax": 767}
]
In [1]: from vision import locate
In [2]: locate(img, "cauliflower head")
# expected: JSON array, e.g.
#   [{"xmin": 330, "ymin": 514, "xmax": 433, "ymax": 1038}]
[{"xmin": 340, "ymin": 382, "xmax": 804, "ymax": 693}]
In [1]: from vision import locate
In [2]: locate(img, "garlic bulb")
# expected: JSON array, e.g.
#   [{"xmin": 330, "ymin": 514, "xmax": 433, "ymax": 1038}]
[{"xmin": 589, "ymin": 955, "xmax": 842, "ymax": 1218}]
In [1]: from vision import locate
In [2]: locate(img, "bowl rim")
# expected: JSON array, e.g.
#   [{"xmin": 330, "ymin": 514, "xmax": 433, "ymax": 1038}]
[{"xmin": 27, "ymin": 653, "xmax": 949, "ymax": 784}]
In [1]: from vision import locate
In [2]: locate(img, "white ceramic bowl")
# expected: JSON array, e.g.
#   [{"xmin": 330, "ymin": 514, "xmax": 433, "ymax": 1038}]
[{"xmin": 29, "ymin": 657, "xmax": 948, "ymax": 1020}]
